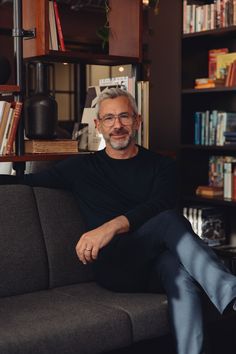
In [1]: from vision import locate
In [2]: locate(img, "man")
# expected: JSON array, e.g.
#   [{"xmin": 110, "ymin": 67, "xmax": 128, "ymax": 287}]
[{"xmin": 1, "ymin": 88, "xmax": 236, "ymax": 354}]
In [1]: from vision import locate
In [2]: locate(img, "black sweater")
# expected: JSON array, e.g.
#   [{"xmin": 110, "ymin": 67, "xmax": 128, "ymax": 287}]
[{"xmin": 1, "ymin": 147, "xmax": 177, "ymax": 231}]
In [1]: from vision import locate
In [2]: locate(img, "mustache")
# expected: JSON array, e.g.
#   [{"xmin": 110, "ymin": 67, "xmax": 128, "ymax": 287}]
[{"xmin": 110, "ymin": 127, "xmax": 129, "ymax": 136}]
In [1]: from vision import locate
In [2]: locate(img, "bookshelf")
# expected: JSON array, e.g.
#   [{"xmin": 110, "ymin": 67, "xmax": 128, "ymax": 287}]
[
  {"xmin": 180, "ymin": 1, "xmax": 236, "ymax": 244},
  {"xmin": 0, "ymin": 0, "xmax": 143, "ymax": 173}
]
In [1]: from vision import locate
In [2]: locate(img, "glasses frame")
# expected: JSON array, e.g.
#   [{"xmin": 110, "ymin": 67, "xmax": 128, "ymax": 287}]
[{"xmin": 98, "ymin": 112, "xmax": 137, "ymax": 127}]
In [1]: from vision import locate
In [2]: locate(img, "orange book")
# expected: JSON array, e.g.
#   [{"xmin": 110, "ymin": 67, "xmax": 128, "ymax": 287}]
[{"xmin": 4, "ymin": 101, "xmax": 23, "ymax": 155}]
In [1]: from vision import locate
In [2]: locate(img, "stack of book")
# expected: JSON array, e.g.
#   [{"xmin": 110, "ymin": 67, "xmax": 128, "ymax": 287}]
[
  {"xmin": 0, "ymin": 101, "xmax": 23, "ymax": 155},
  {"xmin": 196, "ymin": 155, "xmax": 236, "ymax": 200},
  {"xmin": 183, "ymin": 205, "xmax": 226, "ymax": 246}
]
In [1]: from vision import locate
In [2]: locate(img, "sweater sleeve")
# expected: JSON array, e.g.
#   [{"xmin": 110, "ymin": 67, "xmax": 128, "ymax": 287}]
[
  {"xmin": 0, "ymin": 156, "xmax": 81, "ymax": 190},
  {"xmin": 124, "ymin": 157, "xmax": 177, "ymax": 231}
]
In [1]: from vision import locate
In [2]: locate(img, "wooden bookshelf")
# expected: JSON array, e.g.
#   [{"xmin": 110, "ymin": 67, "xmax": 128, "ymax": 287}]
[{"xmin": 180, "ymin": 1, "xmax": 236, "ymax": 243}]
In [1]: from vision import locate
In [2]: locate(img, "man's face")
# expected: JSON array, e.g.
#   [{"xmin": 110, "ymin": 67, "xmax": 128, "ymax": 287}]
[{"xmin": 95, "ymin": 96, "xmax": 140, "ymax": 150}]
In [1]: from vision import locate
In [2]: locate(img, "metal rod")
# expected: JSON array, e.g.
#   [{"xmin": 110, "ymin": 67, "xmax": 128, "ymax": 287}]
[
  {"xmin": 13, "ymin": 0, "xmax": 25, "ymax": 166},
  {"xmin": 13, "ymin": 0, "xmax": 25, "ymax": 176}
]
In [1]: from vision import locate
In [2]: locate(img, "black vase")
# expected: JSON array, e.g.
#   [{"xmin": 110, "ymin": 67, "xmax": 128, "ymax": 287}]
[{"xmin": 24, "ymin": 62, "xmax": 58, "ymax": 139}]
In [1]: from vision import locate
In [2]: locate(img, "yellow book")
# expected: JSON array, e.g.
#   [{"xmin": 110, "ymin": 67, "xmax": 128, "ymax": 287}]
[{"xmin": 216, "ymin": 52, "xmax": 236, "ymax": 79}]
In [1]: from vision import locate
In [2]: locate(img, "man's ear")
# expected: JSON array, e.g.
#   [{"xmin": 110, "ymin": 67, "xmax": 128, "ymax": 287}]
[
  {"xmin": 135, "ymin": 115, "xmax": 142, "ymax": 130},
  {"xmin": 94, "ymin": 119, "xmax": 101, "ymax": 133}
]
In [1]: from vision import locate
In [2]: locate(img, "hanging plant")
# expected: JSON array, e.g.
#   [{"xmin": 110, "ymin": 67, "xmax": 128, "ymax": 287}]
[
  {"xmin": 143, "ymin": 0, "xmax": 160, "ymax": 15},
  {"xmin": 96, "ymin": 0, "xmax": 110, "ymax": 50}
]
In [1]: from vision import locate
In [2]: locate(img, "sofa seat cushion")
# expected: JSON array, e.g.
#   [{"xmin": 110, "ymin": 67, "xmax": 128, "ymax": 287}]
[
  {"xmin": 55, "ymin": 282, "xmax": 170, "ymax": 343},
  {"xmin": 0, "ymin": 288, "xmax": 132, "ymax": 354}
]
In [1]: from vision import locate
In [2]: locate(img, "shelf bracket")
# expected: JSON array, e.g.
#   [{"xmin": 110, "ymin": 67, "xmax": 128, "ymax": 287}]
[{"xmin": 12, "ymin": 28, "xmax": 36, "ymax": 40}]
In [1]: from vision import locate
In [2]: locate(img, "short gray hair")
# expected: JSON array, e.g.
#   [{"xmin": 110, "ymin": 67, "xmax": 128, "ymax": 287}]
[{"xmin": 95, "ymin": 87, "xmax": 138, "ymax": 118}]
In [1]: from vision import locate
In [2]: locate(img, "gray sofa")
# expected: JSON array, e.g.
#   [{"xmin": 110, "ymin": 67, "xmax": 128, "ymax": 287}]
[{"xmin": 0, "ymin": 184, "xmax": 171, "ymax": 354}]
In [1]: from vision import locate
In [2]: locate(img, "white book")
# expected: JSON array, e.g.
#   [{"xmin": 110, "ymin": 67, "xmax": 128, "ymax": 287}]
[
  {"xmin": 0, "ymin": 107, "xmax": 13, "ymax": 155},
  {"xmin": 224, "ymin": 162, "xmax": 232, "ymax": 199},
  {"xmin": 49, "ymin": 0, "xmax": 58, "ymax": 50},
  {"xmin": 81, "ymin": 86, "xmax": 106, "ymax": 151},
  {"xmin": 0, "ymin": 101, "xmax": 7, "ymax": 123}
]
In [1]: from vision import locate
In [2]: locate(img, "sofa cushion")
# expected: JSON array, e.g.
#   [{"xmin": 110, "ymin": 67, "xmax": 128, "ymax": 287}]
[
  {"xmin": 0, "ymin": 185, "xmax": 48, "ymax": 297},
  {"xmin": 55, "ymin": 282, "xmax": 170, "ymax": 343},
  {"xmin": 33, "ymin": 187, "xmax": 94, "ymax": 288},
  {"xmin": 0, "ymin": 287, "xmax": 132, "ymax": 354}
]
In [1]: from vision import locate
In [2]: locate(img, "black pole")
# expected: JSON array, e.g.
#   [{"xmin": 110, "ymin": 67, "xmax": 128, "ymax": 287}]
[{"xmin": 13, "ymin": 0, "xmax": 25, "ymax": 175}]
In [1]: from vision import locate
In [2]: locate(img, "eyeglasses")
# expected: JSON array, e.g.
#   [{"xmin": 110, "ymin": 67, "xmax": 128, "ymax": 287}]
[{"xmin": 98, "ymin": 113, "xmax": 136, "ymax": 127}]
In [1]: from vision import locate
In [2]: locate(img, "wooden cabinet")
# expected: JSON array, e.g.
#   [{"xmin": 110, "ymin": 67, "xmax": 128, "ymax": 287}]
[{"xmin": 22, "ymin": 0, "xmax": 142, "ymax": 63}]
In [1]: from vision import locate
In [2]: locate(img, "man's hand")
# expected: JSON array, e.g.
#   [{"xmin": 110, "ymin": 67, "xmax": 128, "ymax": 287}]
[{"xmin": 75, "ymin": 215, "xmax": 129, "ymax": 264}]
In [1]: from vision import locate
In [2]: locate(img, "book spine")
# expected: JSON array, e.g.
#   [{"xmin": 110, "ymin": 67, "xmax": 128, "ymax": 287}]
[
  {"xmin": 4, "ymin": 102, "xmax": 23, "ymax": 155},
  {"xmin": 233, "ymin": 164, "xmax": 236, "ymax": 200},
  {"xmin": 53, "ymin": 0, "xmax": 65, "ymax": 51},
  {"xmin": 224, "ymin": 161, "xmax": 233, "ymax": 199}
]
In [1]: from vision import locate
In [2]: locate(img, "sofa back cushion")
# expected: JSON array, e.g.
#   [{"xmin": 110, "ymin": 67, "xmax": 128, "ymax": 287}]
[
  {"xmin": 0, "ymin": 185, "xmax": 48, "ymax": 297},
  {"xmin": 33, "ymin": 187, "xmax": 94, "ymax": 288}
]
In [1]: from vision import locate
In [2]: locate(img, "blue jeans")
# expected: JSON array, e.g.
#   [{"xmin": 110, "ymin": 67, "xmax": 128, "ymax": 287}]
[{"xmin": 94, "ymin": 210, "xmax": 236, "ymax": 354}]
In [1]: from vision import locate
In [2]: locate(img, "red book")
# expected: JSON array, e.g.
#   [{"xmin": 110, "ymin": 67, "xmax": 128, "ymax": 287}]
[
  {"xmin": 4, "ymin": 101, "xmax": 23, "ymax": 155},
  {"xmin": 53, "ymin": 0, "xmax": 65, "ymax": 51}
]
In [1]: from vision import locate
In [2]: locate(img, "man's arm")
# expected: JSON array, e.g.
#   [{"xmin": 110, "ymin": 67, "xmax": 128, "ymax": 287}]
[{"xmin": 75, "ymin": 215, "xmax": 129, "ymax": 264}]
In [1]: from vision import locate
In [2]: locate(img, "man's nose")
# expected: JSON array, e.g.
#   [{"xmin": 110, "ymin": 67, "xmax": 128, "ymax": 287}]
[{"xmin": 113, "ymin": 116, "xmax": 123, "ymax": 128}]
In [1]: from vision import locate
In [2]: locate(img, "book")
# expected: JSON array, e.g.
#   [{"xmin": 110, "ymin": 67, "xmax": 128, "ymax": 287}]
[
  {"xmin": 0, "ymin": 107, "xmax": 13, "ymax": 155},
  {"xmin": 0, "ymin": 101, "xmax": 11, "ymax": 149},
  {"xmin": 224, "ymin": 162, "xmax": 233, "ymax": 199},
  {"xmin": 4, "ymin": 101, "xmax": 23, "ymax": 155},
  {"xmin": 24, "ymin": 139, "xmax": 78, "ymax": 153},
  {"xmin": 208, "ymin": 49, "xmax": 229, "ymax": 79},
  {"xmin": 216, "ymin": 52, "xmax": 236, "ymax": 79},
  {"xmin": 137, "ymin": 81, "xmax": 149, "ymax": 149},
  {"xmin": 53, "ymin": 0, "xmax": 65, "ymax": 51},
  {"xmin": 196, "ymin": 185, "xmax": 224, "ymax": 197},
  {"xmin": 183, "ymin": 205, "xmax": 226, "ymax": 246},
  {"xmin": 81, "ymin": 86, "xmax": 106, "ymax": 151},
  {"xmin": 49, "ymin": 0, "xmax": 59, "ymax": 50}
]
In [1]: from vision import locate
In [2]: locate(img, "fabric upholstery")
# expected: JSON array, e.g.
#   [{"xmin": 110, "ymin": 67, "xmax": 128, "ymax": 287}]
[
  {"xmin": 55, "ymin": 282, "xmax": 170, "ymax": 342},
  {"xmin": 0, "ymin": 288, "xmax": 132, "ymax": 354},
  {"xmin": 0, "ymin": 185, "xmax": 48, "ymax": 297},
  {"xmin": 33, "ymin": 187, "xmax": 94, "ymax": 288}
]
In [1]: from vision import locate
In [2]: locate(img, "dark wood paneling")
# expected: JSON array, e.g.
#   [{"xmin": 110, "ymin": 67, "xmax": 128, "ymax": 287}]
[{"xmin": 147, "ymin": 0, "xmax": 182, "ymax": 152}]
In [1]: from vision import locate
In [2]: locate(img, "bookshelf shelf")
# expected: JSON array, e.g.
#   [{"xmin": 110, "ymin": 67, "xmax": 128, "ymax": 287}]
[
  {"xmin": 180, "ymin": 144, "xmax": 236, "ymax": 152},
  {"xmin": 182, "ymin": 195, "xmax": 236, "ymax": 207},
  {"xmin": 24, "ymin": 50, "xmax": 140, "ymax": 66},
  {"xmin": 182, "ymin": 87, "xmax": 236, "ymax": 94},
  {"xmin": 183, "ymin": 25, "xmax": 236, "ymax": 40},
  {"xmin": 0, "ymin": 85, "xmax": 20, "ymax": 94},
  {"xmin": 0, "ymin": 152, "xmax": 80, "ymax": 163}
]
